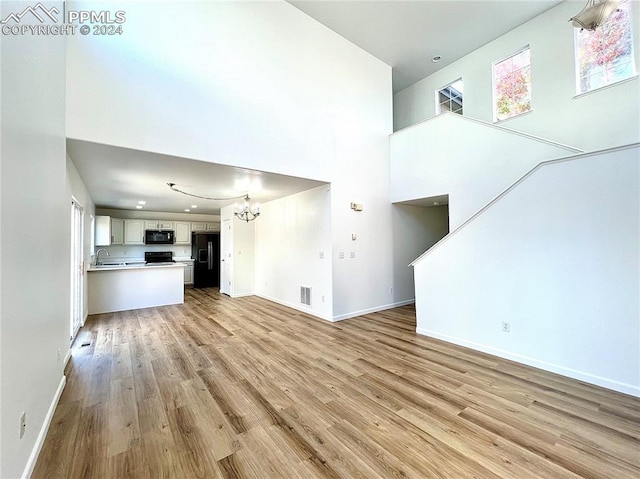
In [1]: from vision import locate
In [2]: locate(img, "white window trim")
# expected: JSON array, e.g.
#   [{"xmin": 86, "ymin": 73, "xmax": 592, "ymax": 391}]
[
  {"xmin": 492, "ymin": 45, "xmax": 531, "ymax": 123},
  {"xmin": 573, "ymin": 0, "xmax": 636, "ymax": 96},
  {"xmin": 435, "ymin": 78, "xmax": 463, "ymax": 116},
  {"xmin": 573, "ymin": 73, "xmax": 638, "ymax": 99}
]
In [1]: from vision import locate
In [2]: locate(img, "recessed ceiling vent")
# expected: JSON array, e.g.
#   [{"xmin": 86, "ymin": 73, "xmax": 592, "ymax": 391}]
[{"xmin": 300, "ymin": 286, "xmax": 311, "ymax": 306}]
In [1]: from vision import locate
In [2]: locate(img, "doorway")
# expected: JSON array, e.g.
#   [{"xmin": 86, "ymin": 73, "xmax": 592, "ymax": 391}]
[{"xmin": 70, "ymin": 199, "xmax": 84, "ymax": 341}]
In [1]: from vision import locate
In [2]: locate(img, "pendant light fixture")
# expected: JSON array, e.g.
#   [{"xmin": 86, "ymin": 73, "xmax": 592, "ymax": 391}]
[
  {"xmin": 167, "ymin": 183, "xmax": 261, "ymax": 222},
  {"xmin": 233, "ymin": 194, "xmax": 260, "ymax": 223},
  {"xmin": 569, "ymin": 0, "xmax": 619, "ymax": 31}
]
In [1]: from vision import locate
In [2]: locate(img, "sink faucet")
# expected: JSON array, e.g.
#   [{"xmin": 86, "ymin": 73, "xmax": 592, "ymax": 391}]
[{"xmin": 95, "ymin": 248, "xmax": 110, "ymax": 265}]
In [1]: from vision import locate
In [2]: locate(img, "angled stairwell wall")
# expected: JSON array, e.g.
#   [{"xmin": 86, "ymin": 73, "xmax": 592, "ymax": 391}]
[
  {"xmin": 412, "ymin": 144, "xmax": 640, "ymax": 396},
  {"xmin": 390, "ymin": 113, "xmax": 582, "ymax": 229}
]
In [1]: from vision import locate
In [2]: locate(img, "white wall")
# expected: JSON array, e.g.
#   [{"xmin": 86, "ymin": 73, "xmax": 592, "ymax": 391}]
[
  {"xmin": 391, "ymin": 114, "xmax": 580, "ymax": 229},
  {"xmin": 230, "ymin": 214, "xmax": 256, "ymax": 298},
  {"xmin": 413, "ymin": 145, "xmax": 640, "ymax": 396},
  {"xmin": 255, "ymin": 186, "xmax": 333, "ymax": 320},
  {"xmin": 329, "ymin": 119, "xmax": 395, "ymax": 320},
  {"xmin": 66, "ymin": 156, "xmax": 96, "ymax": 324},
  {"xmin": 67, "ymin": 1, "xmax": 394, "ymax": 321},
  {"xmin": 391, "ymin": 204, "xmax": 449, "ymax": 303},
  {"xmin": 66, "ymin": 0, "xmax": 387, "ymax": 181},
  {"xmin": 394, "ymin": 1, "xmax": 640, "ymax": 152},
  {"xmin": 0, "ymin": 2, "xmax": 69, "ymax": 477},
  {"xmin": 220, "ymin": 204, "xmax": 256, "ymax": 299}
]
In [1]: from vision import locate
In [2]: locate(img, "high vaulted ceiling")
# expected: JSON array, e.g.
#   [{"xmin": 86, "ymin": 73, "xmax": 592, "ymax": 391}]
[
  {"xmin": 70, "ymin": 0, "xmax": 564, "ymax": 215},
  {"xmin": 289, "ymin": 0, "xmax": 563, "ymax": 93}
]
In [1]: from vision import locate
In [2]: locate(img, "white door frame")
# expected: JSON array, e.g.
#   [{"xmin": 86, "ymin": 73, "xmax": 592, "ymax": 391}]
[
  {"xmin": 70, "ymin": 198, "xmax": 84, "ymax": 341},
  {"xmin": 221, "ymin": 218, "xmax": 231, "ymax": 295}
]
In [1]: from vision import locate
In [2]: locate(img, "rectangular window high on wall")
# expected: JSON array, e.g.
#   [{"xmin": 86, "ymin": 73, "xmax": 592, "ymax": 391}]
[
  {"xmin": 436, "ymin": 79, "xmax": 463, "ymax": 115},
  {"xmin": 493, "ymin": 46, "xmax": 531, "ymax": 121},
  {"xmin": 575, "ymin": 0, "xmax": 635, "ymax": 95}
]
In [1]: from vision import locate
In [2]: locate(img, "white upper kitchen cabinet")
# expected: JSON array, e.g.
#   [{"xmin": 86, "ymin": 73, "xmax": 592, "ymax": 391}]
[
  {"xmin": 111, "ymin": 218, "xmax": 124, "ymax": 245},
  {"xmin": 192, "ymin": 222, "xmax": 220, "ymax": 232},
  {"xmin": 124, "ymin": 219, "xmax": 144, "ymax": 245},
  {"xmin": 145, "ymin": 220, "xmax": 173, "ymax": 230},
  {"xmin": 174, "ymin": 221, "xmax": 191, "ymax": 245},
  {"xmin": 95, "ymin": 215, "xmax": 111, "ymax": 246}
]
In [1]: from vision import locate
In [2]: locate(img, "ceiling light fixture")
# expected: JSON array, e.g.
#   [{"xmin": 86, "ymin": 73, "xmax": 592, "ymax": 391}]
[
  {"xmin": 191, "ymin": 205, "xmax": 198, "ymax": 209},
  {"xmin": 136, "ymin": 205, "xmax": 143, "ymax": 209},
  {"xmin": 431, "ymin": 55, "xmax": 442, "ymax": 63},
  {"xmin": 570, "ymin": 0, "xmax": 618, "ymax": 30},
  {"xmin": 184, "ymin": 209, "xmax": 190, "ymax": 212},
  {"xmin": 168, "ymin": 182, "xmax": 261, "ymax": 222},
  {"xmin": 234, "ymin": 195, "xmax": 260, "ymax": 223}
]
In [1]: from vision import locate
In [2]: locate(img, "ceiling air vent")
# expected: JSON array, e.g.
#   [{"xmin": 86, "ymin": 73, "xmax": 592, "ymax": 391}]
[{"xmin": 300, "ymin": 286, "xmax": 311, "ymax": 306}]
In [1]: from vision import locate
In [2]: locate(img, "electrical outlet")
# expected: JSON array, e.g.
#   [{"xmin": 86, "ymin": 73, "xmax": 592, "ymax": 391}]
[
  {"xmin": 389, "ymin": 287, "xmax": 393, "ymax": 294},
  {"xmin": 19, "ymin": 412, "xmax": 26, "ymax": 439},
  {"xmin": 502, "ymin": 321, "xmax": 511, "ymax": 333},
  {"xmin": 57, "ymin": 348, "xmax": 61, "ymax": 363},
  {"xmin": 321, "ymin": 295, "xmax": 325, "ymax": 303}
]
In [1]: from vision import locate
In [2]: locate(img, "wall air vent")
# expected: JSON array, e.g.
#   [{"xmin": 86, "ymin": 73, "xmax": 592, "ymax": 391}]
[{"xmin": 300, "ymin": 286, "xmax": 311, "ymax": 306}]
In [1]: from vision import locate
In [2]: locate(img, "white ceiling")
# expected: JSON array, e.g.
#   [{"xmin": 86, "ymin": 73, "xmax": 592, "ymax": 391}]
[
  {"xmin": 68, "ymin": 140, "xmax": 326, "ymax": 216},
  {"xmin": 70, "ymin": 1, "xmax": 564, "ymax": 215},
  {"xmin": 289, "ymin": 0, "xmax": 563, "ymax": 93}
]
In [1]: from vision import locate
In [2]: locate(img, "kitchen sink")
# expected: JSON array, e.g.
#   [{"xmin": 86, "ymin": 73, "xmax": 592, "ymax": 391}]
[{"xmin": 94, "ymin": 261, "xmax": 145, "ymax": 268}]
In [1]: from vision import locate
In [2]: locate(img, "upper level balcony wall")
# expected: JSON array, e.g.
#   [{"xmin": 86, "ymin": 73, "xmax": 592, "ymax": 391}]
[{"xmin": 390, "ymin": 113, "xmax": 581, "ymax": 229}]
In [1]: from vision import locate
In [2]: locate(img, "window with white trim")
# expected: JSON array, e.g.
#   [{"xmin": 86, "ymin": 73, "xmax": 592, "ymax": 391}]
[
  {"xmin": 575, "ymin": 0, "xmax": 635, "ymax": 95},
  {"xmin": 493, "ymin": 47, "xmax": 531, "ymax": 121},
  {"xmin": 436, "ymin": 79, "xmax": 463, "ymax": 115}
]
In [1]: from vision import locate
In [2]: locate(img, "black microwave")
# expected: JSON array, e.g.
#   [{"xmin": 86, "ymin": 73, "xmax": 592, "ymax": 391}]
[{"xmin": 145, "ymin": 230, "xmax": 174, "ymax": 245}]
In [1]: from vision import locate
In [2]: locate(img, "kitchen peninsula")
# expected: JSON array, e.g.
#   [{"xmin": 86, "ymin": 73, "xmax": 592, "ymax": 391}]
[{"xmin": 87, "ymin": 262, "xmax": 185, "ymax": 314}]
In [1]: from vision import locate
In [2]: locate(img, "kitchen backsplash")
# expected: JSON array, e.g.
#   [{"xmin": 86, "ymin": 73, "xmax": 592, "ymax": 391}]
[{"xmin": 94, "ymin": 244, "xmax": 192, "ymax": 262}]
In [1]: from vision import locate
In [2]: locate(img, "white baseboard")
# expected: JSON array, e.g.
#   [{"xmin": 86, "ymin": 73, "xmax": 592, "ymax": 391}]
[
  {"xmin": 21, "ymin": 375, "xmax": 66, "ymax": 479},
  {"xmin": 255, "ymin": 293, "xmax": 333, "ymax": 322},
  {"xmin": 229, "ymin": 291, "xmax": 254, "ymax": 299},
  {"xmin": 255, "ymin": 294, "xmax": 414, "ymax": 323},
  {"xmin": 332, "ymin": 299, "xmax": 415, "ymax": 322},
  {"xmin": 416, "ymin": 328, "xmax": 640, "ymax": 398},
  {"xmin": 63, "ymin": 349, "xmax": 72, "ymax": 369}
]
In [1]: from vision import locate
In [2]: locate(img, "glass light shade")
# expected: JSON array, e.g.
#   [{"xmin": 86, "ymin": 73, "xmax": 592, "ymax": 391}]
[{"xmin": 570, "ymin": 0, "xmax": 619, "ymax": 30}]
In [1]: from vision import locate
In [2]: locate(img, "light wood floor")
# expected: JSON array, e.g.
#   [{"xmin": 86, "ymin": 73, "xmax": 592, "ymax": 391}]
[{"xmin": 33, "ymin": 288, "xmax": 640, "ymax": 478}]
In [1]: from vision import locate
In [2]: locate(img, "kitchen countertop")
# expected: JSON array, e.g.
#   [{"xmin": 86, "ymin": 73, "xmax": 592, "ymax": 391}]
[{"xmin": 87, "ymin": 262, "xmax": 186, "ymax": 272}]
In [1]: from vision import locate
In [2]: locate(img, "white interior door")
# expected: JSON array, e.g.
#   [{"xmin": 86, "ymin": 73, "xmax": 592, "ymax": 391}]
[
  {"xmin": 70, "ymin": 199, "xmax": 84, "ymax": 341},
  {"xmin": 220, "ymin": 219, "xmax": 231, "ymax": 295}
]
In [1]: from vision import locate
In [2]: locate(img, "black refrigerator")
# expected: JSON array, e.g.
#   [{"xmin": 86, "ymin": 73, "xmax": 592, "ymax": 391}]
[{"xmin": 191, "ymin": 233, "xmax": 220, "ymax": 288}]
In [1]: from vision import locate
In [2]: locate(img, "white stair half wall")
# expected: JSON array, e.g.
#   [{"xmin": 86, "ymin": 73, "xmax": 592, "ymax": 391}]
[
  {"xmin": 411, "ymin": 144, "xmax": 640, "ymax": 396},
  {"xmin": 390, "ymin": 113, "xmax": 582, "ymax": 229}
]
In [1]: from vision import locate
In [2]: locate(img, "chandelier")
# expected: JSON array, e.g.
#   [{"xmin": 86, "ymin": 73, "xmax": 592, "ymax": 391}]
[
  {"xmin": 168, "ymin": 183, "xmax": 261, "ymax": 222},
  {"xmin": 570, "ymin": 0, "xmax": 619, "ymax": 31},
  {"xmin": 234, "ymin": 195, "xmax": 260, "ymax": 222}
]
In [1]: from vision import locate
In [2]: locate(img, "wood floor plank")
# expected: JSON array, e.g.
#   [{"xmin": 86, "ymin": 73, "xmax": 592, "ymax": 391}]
[{"xmin": 32, "ymin": 288, "xmax": 640, "ymax": 478}]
